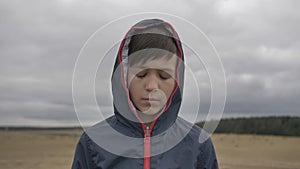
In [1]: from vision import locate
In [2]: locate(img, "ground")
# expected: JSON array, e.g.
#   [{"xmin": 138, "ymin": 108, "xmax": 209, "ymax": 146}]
[{"xmin": 0, "ymin": 130, "xmax": 299, "ymax": 169}]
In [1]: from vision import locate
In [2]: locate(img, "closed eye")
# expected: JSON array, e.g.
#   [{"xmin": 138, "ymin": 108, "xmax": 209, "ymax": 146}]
[
  {"xmin": 159, "ymin": 71, "xmax": 172, "ymax": 80},
  {"xmin": 136, "ymin": 71, "xmax": 147, "ymax": 79}
]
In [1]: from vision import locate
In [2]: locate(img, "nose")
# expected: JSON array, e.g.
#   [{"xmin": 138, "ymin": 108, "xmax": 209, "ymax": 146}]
[{"xmin": 145, "ymin": 76, "xmax": 159, "ymax": 92}]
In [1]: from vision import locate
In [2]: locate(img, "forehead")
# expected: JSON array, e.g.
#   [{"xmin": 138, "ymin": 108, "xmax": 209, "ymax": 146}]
[{"xmin": 129, "ymin": 54, "xmax": 178, "ymax": 72}]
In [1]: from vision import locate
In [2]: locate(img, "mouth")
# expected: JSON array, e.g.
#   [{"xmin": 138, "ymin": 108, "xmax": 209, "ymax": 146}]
[{"xmin": 141, "ymin": 98, "xmax": 162, "ymax": 106}]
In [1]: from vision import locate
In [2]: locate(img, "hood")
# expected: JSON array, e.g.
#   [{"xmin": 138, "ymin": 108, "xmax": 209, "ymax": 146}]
[{"xmin": 111, "ymin": 19, "xmax": 185, "ymax": 136}]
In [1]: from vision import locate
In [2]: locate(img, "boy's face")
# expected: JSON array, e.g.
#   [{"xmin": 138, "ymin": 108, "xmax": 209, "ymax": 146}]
[{"xmin": 128, "ymin": 55, "xmax": 178, "ymax": 118}]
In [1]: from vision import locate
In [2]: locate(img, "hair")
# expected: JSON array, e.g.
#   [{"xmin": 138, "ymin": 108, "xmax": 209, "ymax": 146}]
[{"xmin": 128, "ymin": 26, "xmax": 180, "ymax": 66}]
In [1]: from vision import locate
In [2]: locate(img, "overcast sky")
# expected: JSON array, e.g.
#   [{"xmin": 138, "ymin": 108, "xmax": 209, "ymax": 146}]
[{"xmin": 1, "ymin": 0, "xmax": 299, "ymax": 127}]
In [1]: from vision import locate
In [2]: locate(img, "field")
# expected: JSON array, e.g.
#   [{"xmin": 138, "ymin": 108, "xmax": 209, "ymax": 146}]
[
  {"xmin": 0, "ymin": 130, "xmax": 299, "ymax": 169},
  {"xmin": 213, "ymin": 134, "xmax": 300, "ymax": 169}
]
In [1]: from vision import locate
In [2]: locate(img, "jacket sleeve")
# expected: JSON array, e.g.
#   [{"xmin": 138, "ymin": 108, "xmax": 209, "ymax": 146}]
[
  {"xmin": 71, "ymin": 133, "xmax": 97, "ymax": 169},
  {"xmin": 197, "ymin": 137, "xmax": 219, "ymax": 169}
]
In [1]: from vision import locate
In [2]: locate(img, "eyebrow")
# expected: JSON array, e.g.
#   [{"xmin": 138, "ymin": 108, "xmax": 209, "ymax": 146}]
[{"xmin": 133, "ymin": 66, "xmax": 175, "ymax": 72}]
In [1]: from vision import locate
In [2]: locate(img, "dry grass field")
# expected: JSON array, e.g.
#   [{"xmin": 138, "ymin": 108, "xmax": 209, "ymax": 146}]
[
  {"xmin": 213, "ymin": 134, "xmax": 300, "ymax": 169},
  {"xmin": 0, "ymin": 130, "xmax": 299, "ymax": 169}
]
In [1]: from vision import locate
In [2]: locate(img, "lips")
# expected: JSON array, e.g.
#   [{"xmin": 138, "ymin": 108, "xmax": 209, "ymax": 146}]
[{"xmin": 141, "ymin": 98, "xmax": 161, "ymax": 106}]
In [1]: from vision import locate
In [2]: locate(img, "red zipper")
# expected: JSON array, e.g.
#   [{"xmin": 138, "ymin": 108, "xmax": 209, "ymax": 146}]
[{"xmin": 144, "ymin": 126, "xmax": 151, "ymax": 169}]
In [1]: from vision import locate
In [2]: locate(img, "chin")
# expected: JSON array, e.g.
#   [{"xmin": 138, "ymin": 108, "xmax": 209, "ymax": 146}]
[{"xmin": 141, "ymin": 107, "xmax": 164, "ymax": 116}]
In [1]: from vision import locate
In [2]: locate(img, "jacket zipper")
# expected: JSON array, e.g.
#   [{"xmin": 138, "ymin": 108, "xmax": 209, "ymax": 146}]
[{"xmin": 144, "ymin": 126, "xmax": 151, "ymax": 169}]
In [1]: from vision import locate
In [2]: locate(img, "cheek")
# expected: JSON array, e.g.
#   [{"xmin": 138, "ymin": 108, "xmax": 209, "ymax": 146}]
[
  {"xmin": 129, "ymin": 78, "xmax": 141, "ymax": 98},
  {"xmin": 162, "ymin": 80, "xmax": 176, "ymax": 98}
]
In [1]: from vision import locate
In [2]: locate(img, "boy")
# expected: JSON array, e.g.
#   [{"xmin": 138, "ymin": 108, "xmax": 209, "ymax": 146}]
[{"xmin": 72, "ymin": 19, "xmax": 219, "ymax": 169}]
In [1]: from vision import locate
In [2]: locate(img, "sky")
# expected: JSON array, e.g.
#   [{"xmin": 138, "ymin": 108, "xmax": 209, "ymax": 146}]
[{"xmin": 1, "ymin": 0, "xmax": 300, "ymax": 127}]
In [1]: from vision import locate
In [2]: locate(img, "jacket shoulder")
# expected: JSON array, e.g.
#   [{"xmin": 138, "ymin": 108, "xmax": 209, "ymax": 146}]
[{"xmin": 176, "ymin": 117, "xmax": 219, "ymax": 169}]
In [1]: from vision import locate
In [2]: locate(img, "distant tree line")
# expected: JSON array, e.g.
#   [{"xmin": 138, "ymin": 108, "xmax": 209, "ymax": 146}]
[
  {"xmin": 1, "ymin": 116, "xmax": 299, "ymax": 136},
  {"xmin": 196, "ymin": 116, "xmax": 300, "ymax": 136}
]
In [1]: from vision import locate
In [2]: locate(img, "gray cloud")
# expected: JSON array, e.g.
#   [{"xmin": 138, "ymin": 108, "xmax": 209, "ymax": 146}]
[{"xmin": 1, "ymin": 0, "xmax": 299, "ymax": 126}]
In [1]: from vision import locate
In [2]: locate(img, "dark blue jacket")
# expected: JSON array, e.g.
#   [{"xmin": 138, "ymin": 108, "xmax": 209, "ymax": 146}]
[{"xmin": 72, "ymin": 19, "xmax": 219, "ymax": 169}]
